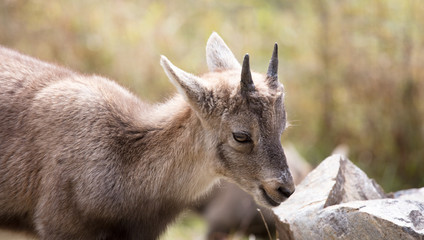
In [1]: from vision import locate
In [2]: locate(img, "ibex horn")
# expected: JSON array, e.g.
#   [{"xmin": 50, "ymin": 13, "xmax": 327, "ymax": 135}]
[
  {"xmin": 266, "ymin": 43, "xmax": 279, "ymax": 88},
  {"xmin": 241, "ymin": 54, "xmax": 255, "ymax": 94}
]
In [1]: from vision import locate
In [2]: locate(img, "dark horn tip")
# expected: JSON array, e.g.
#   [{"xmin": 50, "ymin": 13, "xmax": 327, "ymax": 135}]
[
  {"xmin": 267, "ymin": 42, "xmax": 279, "ymax": 83},
  {"xmin": 242, "ymin": 53, "xmax": 251, "ymax": 73},
  {"xmin": 241, "ymin": 53, "xmax": 255, "ymax": 93},
  {"xmin": 243, "ymin": 53, "xmax": 250, "ymax": 62},
  {"xmin": 272, "ymin": 43, "xmax": 278, "ymax": 58}
]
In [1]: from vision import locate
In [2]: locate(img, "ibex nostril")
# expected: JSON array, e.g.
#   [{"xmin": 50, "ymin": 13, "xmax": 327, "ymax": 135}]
[{"xmin": 278, "ymin": 186, "xmax": 294, "ymax": 198}]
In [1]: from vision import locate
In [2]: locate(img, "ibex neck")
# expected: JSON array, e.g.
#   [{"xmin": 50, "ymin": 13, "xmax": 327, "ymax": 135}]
[{"xmin": 135, "ymin": 95, "xmax": 218, "ymax": 205}]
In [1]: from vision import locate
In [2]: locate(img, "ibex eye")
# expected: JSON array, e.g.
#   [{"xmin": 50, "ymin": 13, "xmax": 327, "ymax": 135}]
[{"xmin": 232, "ymin": 132, "xmax": 252, "ymax": 143}]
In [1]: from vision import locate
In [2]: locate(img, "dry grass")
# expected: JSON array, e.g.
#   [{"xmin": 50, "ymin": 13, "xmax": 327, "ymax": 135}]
[
  {"xmin": 0, "ymin": 229, "xmax": 35, "ymax": 240},
  {"xmin": 1, "ymin": 0, "xmax": 424, "ymax": 238}
]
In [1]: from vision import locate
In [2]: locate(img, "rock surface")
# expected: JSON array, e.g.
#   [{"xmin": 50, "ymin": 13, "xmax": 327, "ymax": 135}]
[
  {"xmin": 393, "ymin": 187, "xmax": 424, "ymax": 202},
  {"xmin": 273, "ymin": 154, "xmax": 385, "ymax": 219},
  {"xmin": 288, "ymin": 199, "xmax": 424, "ymax": 240},
  {"xmin": 273, "ymin": 154, "xmax": 410, "ymax": 240}
]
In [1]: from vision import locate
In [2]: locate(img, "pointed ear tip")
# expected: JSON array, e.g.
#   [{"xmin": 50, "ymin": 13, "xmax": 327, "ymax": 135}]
[
  {"xmin": 160, "ymin": 55, "xmax": 170, "ymax": 65},
  {"xmin": 210, "ymin": 31, "xmax": 220, "ymax": 39},
  {"xmin": 207, "ymin": 32, "xmax": 221, "ymax": 47}
]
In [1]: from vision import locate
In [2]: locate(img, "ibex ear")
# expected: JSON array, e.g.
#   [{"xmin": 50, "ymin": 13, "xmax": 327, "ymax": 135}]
[
  {"xmin": 160, "ymin": 55, "xmax": 208, "ymax": 110},
  {"xmin": 206, "ymin": 32, "xmax": 241, "ymax": 72}
]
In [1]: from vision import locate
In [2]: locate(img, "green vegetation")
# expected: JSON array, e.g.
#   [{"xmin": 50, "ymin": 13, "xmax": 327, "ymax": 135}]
[
  {"xmin": 161, "ymin": 212, "xmax": 207, "ymax": 240},
  {"xmin": 1, "ymin": 0, "xmax": 423, "ymax": 210}
]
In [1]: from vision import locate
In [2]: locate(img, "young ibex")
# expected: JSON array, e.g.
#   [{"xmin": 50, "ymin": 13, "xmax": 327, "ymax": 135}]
[{"xmin": 0, "ymin": 32, "xmax": 295, "ymax": 239}]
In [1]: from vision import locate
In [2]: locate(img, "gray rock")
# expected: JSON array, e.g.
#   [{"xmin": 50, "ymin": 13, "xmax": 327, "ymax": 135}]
[
  {"xmin": 393, "ymin": 188, "xmax": 424, "ymax": 202},
  {"xmin": 273, "ymin": 154, "xmax": 388, "ymax": 239},
  {"xmin": 290, "ymin": 199, "xmax": 424, "ymax": 240},
  {"xmin": 273, "ymin": 154, "xmax": 385, "ymax": 219}
]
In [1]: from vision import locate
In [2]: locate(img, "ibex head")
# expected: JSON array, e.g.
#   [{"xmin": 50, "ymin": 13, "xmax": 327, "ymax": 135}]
[{"xmin": 160, "ymin": 32, "xmax": 295, "ymax": 207}]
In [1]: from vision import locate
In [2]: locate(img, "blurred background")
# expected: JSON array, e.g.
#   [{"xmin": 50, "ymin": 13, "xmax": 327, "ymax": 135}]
[{"xmin": 1, "ymin": 0, "xmax": 423, "ymax": 239}]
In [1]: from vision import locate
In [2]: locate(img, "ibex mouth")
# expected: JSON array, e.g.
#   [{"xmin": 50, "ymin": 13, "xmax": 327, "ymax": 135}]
[{"xmin": 259, "ymin": 186, "xmax": 280, "ymax": 207}]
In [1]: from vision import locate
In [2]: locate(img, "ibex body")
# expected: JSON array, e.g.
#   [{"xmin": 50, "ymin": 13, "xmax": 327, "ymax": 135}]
[{"xmin": 0, "ymin": 33, "xmax": 294, "ymax": 239}]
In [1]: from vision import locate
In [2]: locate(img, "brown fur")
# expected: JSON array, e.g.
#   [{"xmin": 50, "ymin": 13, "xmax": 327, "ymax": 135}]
[{"xmin": 0, "ymin": 33, "xmax": 294, "ymax": 239}]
